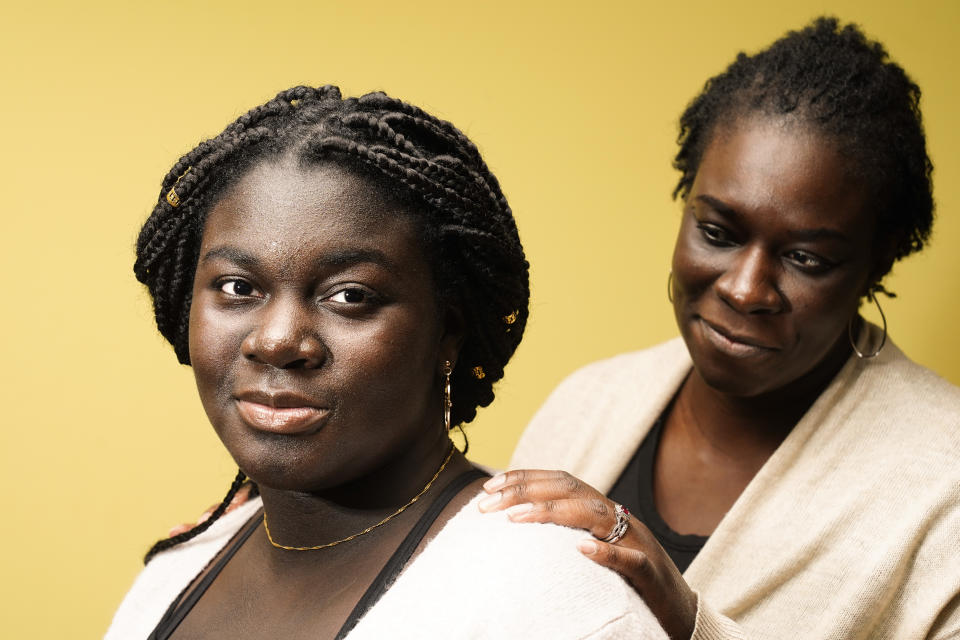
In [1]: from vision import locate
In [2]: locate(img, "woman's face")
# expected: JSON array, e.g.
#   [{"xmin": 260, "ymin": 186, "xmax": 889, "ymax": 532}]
[
  {"xmin": 672, "ymin": 115, "xmax": 878, "ymax": 398},
  {"xmin": 189, "ymin": 159, "xmax": 459, "ymax": 492}
]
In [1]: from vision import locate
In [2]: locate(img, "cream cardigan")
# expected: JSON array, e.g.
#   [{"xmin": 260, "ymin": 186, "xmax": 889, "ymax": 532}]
[
  {"xmin": 511, "ymin": 327, "xmax": 960, "ymax": 640},
  {"xmin": 107, "ymin": 493, "xmax": 668, "ymax": 639}
]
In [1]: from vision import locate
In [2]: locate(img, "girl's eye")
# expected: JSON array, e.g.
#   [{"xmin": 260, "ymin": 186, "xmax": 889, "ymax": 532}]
[
  {"xmin": 697, "ymin": 222, "xmax": 736, "ymax": 247},
  {"xmin": 327, "ymin": 287, "xmax": 372, "ymax": 304},
  {"xmin": 219, "ymin": 279, "xmax": 259, "ymax": 297}
]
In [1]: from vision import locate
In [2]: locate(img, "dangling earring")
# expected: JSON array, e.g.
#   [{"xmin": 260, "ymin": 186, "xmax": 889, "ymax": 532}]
[
  {"xmin": 443, "ymin": 360, "xmax": 452, "ymax": 431},
  {"xmin": 848, "ymin": 290, "xmax": 888, "ymax": 359},
  {"xmin": 667, "ymin": 272, "xmax": 674, "ymax": 303}
]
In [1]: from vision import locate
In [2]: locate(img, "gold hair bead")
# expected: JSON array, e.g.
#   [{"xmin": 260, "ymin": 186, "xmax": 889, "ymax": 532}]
[
  {"xmin": 502, "ymin": 310, "xmax": 518, "ymax": 325},
  {"xmin": 290, "ymin": 99, "xmax": 300, "ymax": 107},
  {"xmin": 165, "ymin": 166, "xmax": 192, "ymax": 208},
  {"xmin": 472, "ymin": 366, "xmax": 485, "ymax": 379}
]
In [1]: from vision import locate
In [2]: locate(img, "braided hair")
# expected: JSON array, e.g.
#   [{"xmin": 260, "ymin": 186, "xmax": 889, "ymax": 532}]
[
  {"xmin": 673, "ymin": 17, "xmax": 933, "ymax": 277},
  {"xmin": 137, "ymin": 85, "xmax": 529, "ymax": 563}
]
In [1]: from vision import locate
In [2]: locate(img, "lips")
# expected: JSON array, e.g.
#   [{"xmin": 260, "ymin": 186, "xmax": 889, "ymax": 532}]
[
  {"xmin": 698, "ymin": 318, "xmax": 779, "ymax": 358},
  {"xmin": 234, "ymin": 390, "xmax": 329, "ymax": 435}
]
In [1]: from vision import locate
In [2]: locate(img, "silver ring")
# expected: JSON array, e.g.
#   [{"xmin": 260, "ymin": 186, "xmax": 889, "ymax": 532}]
[{"xmin": 599, "ymin": 503, "xmax": 631, "ymax": 544}]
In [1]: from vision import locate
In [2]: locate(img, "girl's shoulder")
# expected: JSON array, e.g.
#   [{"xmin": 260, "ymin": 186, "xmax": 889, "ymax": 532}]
[{"xmin": 347, "ymin": 492, "xmax": 667, "ymax": 639}]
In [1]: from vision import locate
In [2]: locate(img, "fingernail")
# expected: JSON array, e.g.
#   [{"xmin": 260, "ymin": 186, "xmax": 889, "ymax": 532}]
[
  {"xmin": 483, "ymin": 474, "xmax": 506, "ymax": 492},
  {"xmin": 578, "ymin": 539, "xmax": 599, "ymax": 555},
  {"xmin": 506, "ymin": 503, "xmax": 532, "ymax": 519},
  {"xmin": 478, "ymin": 492, "xmax": 502, "ymax": 512}
]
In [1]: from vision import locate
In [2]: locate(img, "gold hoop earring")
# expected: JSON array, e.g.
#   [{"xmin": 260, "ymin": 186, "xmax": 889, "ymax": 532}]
[
  {"xmin": 667, "ymin": 272, "xmax": 674, "ymax": 303},
  {"xmin": 848, "ymin": 291, "xmax": 887, "ymax": 359},
  {"xmin": 443, "ymin": 360, "xmax": 452, "ymax": 431}
]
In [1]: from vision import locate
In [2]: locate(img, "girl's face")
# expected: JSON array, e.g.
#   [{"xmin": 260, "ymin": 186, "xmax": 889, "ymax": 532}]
[
  {"xmin": 671, "ymin": 115, "xmax": 879, "ymax": 398},
  {"xmin": 188, "ymin": 159, "xmax": 460, "ymax": 492}
]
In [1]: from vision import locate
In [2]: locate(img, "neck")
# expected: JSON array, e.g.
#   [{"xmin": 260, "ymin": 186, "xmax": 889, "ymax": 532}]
[{"xmin": 257, "ymin": 431, "xmax": 465, "ymax": 551}]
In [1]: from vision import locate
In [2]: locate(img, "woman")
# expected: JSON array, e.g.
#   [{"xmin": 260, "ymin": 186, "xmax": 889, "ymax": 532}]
[
  {"xmin": 107, "ymin": 86, "xmax": 666, "ymax": 639},
  {"xmin": 481, "ymin": 18, "xmax": 960, "ymax": 640}
]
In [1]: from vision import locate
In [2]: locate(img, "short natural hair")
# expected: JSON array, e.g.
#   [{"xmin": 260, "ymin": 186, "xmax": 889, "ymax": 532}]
[{"xmin": 673, "ymin": 17, "xmax": 933, "ymax": 276}]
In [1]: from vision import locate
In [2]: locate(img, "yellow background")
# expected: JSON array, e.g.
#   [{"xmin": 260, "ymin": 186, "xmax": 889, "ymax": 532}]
[{"xmin": 2, "ymin": 1, "xmax": 958, "ymax": 636}]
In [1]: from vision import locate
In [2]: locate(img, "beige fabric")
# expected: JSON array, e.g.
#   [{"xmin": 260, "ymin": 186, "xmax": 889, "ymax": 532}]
[
  {"xmin": 107, "ymin": 494, "xmax": 668, "ymax": 639},
  {"xmin": 349, "ymin": 493, "xmax": 667, "ymax": 639},
  {"xmin": 511, "ymin": 325, "xmax": 960, "ymax": 639}
]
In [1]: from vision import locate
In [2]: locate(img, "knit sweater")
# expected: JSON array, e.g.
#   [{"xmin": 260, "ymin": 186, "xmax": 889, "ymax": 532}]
[
  {"xmin": 107, "ymin": 493, "xmax": 668, "ymax": 639},
  {"xmin": 510, "ymin": 327, "xmax": 960, "ymax": 640}
]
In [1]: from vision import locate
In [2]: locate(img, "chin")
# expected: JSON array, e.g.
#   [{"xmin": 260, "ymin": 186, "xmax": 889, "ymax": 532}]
[
  {"xmin": 686, "ymin": 343, "xmax": 782, "ymax": 398},
  {"xmin": 694, "ymin": 362, "xmax": 777, "ymax": 398},
  {"xmin": 219, "ymin": 430, "xmax": 340, "ymax": 493},
  {"xmin": 681, "ymin": 322, "xmax": 786, "ymax": 395},
  {"xmin": 245, "ymin": 459, "xmax": 319, "ymax": 492}
]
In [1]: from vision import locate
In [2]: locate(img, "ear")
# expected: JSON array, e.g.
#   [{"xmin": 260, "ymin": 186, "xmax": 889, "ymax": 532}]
[
  {"xmin": 866, "ymin": 234, "xmax": 898, "ymax": 295},
  {"xmin": 438, "ymin": 303, "xmax": 467, "ymax": 369}
]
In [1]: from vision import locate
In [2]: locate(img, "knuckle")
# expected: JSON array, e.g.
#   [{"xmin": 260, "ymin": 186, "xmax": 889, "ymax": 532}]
[
  {"xmin": 558, "ymin": 472, "xmax": 580, "ymax": 494},
  {"xmin": 631, "ymin": 551, "xmax": 653, "ymax": 577},
  {"xmin": 588, "ymin": 498, "xmax": 609, "ymax": 519},
  {"xmin": 506, "ymin": 483, "xmax": 527, "ymax": 502},
  {"xmin": 541, "ymin": 500, "xmax": 557, "ymax": 513},
  {"xmin": 603, "ymin": 543, "xmax": 621, "ymax": 563}
]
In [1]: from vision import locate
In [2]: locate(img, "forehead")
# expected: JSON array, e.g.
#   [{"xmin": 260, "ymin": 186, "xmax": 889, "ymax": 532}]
[
  {"xmin": 200, "ymin": 160, "xmax": 425, "ymax": 269},
  {"xmin": 693, "ymin": 116, "xmax": 872, "ymax": 233}
]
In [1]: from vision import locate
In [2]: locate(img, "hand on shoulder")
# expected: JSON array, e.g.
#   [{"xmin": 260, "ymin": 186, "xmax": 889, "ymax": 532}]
[{"xmin": 479, "ymin": 470, "xmax": 697, "ymax": 640}]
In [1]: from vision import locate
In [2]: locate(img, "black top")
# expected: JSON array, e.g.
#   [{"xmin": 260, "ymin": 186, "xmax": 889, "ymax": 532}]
[
  {"xmin": 607, "ymin": 416, "xmax": 708, "ymax": 573},
  {"xmin": 149, "ymin": 467, "xmax": 488, "ymax": 640}
]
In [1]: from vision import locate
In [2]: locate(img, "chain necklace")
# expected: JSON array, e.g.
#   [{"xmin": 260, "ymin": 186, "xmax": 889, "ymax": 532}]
[{"xmin": 263, "ymin": 445, "xmax": 455, "ymax": 551}]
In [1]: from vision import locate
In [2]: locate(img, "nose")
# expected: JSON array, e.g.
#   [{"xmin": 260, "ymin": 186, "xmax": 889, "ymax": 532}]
[
  {"xmin": 241, "ymin": 297, "xmax": 326, "ymax": 369},
  {"xmin": 714, "ymin": 246, "xmax": 784, "ymax": 314}
]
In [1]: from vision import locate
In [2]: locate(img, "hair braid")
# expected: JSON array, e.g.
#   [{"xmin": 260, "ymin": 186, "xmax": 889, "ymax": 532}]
[
  {"xmin": 143, "ymin": 469, "xmax": 250, "ymax": 564},
  {"xmin": 308, "ymin": 137, "xmax": 488, "ymax": 219},
  {"xmin": 359, "ymin": 93, "xmax": 483, "ymax": 159}
]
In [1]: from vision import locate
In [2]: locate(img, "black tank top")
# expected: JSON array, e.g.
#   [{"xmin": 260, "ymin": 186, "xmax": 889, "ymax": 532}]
[
  {"xmin": 607, "ymin": 417, "xmax": 708, "ymax": 573},
  {"xmin": 149, "ymin": 468, "xmax": 488, "ymax": 640}
]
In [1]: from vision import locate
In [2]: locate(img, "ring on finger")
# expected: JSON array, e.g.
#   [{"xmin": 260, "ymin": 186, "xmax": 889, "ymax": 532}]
[{"xmin": 599, "ymin": 503, "xmax": 630, "ymax": 544}]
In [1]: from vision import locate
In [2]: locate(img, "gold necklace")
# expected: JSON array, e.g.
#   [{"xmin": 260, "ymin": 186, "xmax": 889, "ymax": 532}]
[{"xmin": 263, "ymin": 445, "xmax": 455, "ymax": 551}]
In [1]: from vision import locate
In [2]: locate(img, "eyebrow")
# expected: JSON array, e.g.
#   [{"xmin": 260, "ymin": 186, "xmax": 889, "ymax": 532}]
[
  {"xmin": 695, "ymin": 195, "xmax": 737, "ymax": 216},
  {"xmin": 199, "ymin": 246, "xmax": 399, "ymax": 273},
  {"xmin": 318, "ymin": 249, "xmax": 399, "ymax": 274},
  {"xmin": 200, "ymin": 246, "xmax": 259, "ymax": 267},
  {"xmin": 694, "ymin": 195, "xmax": 853, "ymax": 244}
]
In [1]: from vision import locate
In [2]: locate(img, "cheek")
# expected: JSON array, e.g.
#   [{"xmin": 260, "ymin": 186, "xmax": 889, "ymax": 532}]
[
  {"xmin": 188, "ymin": 298, "xmax": 244, "ymax": 405},
  {"xmin": 786, "ymin": 284, "xmax": 860, "ymax": 343},
  {"xmin": 326, "ymin": 307, "xmax": 441, "ymax": 407},
  {"xmin": 671, "ymin": 224, "xmax": 719, "ymax": 303}
]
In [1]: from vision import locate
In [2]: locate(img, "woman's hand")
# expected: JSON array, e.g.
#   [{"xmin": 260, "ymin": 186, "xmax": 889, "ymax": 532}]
[
  {"xmin": 167, "ymin": 482, "xmax": 255, "ymax": 537},
  {"xmin": 479, "ymin": 469, "xmax": 698, "ymax": 640}
]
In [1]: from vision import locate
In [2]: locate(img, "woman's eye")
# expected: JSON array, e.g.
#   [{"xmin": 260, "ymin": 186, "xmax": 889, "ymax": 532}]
[
  {"xmin": 697, "ymin": 222, "xmax": 735, "ymax": 246},
  {"xmin": 786, "ymin": 250, "xmax": 832, "ymax": 273},
  {"xmin": 327, "ymin": 287, "xmax": 372, "ymax": 304},
  {"xmin": 219, "ymin": 279, "xmax": 258, "ymax": 297}
]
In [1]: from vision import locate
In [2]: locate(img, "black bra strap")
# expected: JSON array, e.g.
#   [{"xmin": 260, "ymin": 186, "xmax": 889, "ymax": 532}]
[
  {"xmin": 335, "ymin": 467, "xmax": 488, "ymax": 639},
  {"xmin": 149, "ymin": 512, "xmax": 263, "ymax": 640}
]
